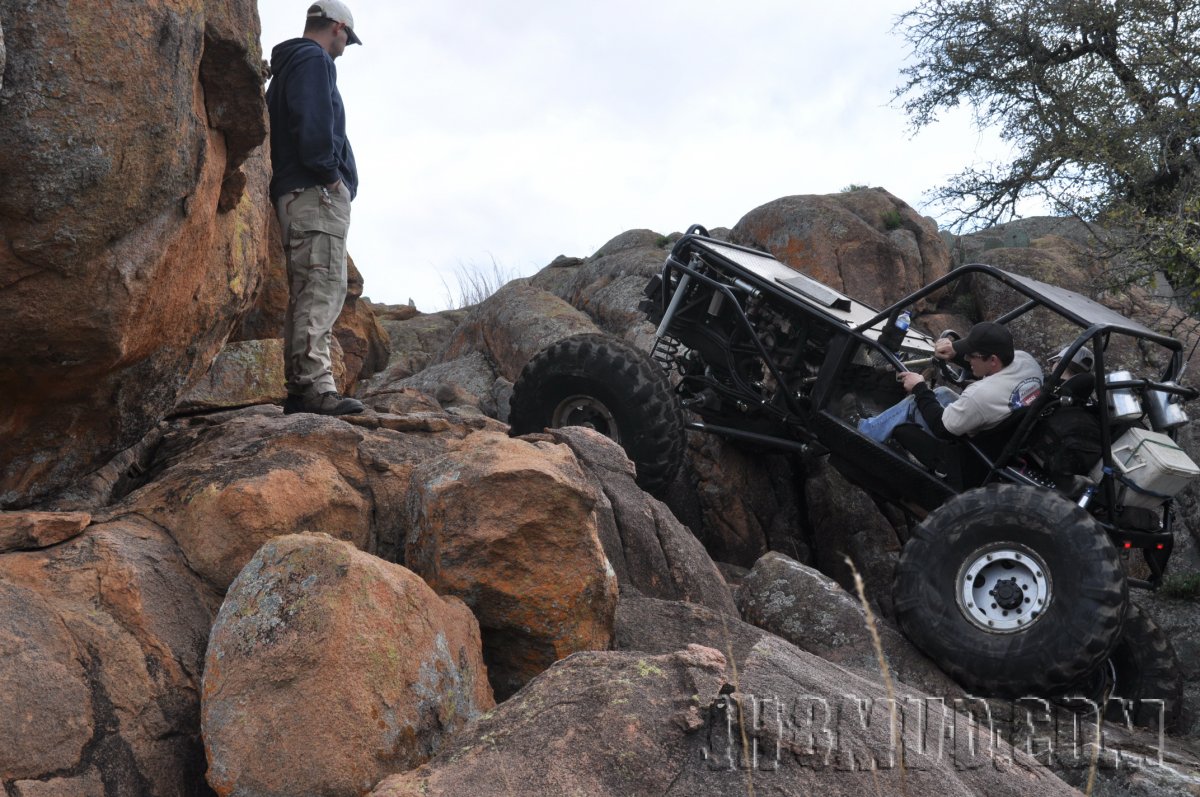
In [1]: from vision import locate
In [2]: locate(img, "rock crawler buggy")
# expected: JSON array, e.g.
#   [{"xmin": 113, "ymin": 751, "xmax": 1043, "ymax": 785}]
[{"xmin": 510, "ymin": 225, "xmax": 1198, "ymax": 720}]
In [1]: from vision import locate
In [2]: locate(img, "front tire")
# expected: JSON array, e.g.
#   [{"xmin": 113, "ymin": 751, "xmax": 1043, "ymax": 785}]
[
  {"xmin": 509, "ymin": 334, "xmax": 685, "ymax": 495},
  {"xmin": 893, "ymin": 484, "xmax": 1127, "ymax": 696}
]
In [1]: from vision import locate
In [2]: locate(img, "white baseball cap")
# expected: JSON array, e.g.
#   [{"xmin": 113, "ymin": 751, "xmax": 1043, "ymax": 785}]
[{"xmin": 307, "ymin": 1, "xmax": 362, "ymax": 45}]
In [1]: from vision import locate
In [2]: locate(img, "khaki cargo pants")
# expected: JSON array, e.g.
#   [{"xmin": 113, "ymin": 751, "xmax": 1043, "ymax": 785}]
[{"xmin": 275, "ymin": 184, "xmax": 351, "ymax": 397}]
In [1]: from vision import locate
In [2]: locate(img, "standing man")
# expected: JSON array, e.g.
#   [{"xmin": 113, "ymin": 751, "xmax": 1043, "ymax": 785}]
[{"xmin": 268, "ymin": 1, "xmax": 364, "ymax": 415}]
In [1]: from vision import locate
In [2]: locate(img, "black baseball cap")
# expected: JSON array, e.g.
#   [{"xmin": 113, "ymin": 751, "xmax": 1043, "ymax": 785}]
[{"xmin": 952, "ymin": 322, "xmax": 1014, "ymax": 362}]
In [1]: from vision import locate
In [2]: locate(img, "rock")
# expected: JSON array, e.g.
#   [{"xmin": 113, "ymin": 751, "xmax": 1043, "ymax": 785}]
[
  {"xmin": 546, "ymin": 426, "xmax": 738, "ymax": 616},
  {"xmin": 803, "ymin": 461, "xmax": 903, "ymax": 617},
  {"xmin": 369, "ymin": 645, "xmax": 729, "ymax": 797},
  {"xmin": 172, "ymin": 338, "xmax": 288, "ymax": 413},
  {"xmin": 405, "ymin": 431, "xmax": 618, "ymax": 698},
  {"xmin": 171, "ymin": 336, "xmax": 352, "ymax": 414},
  {"xmin": 672, "ymin": 434, "xmax": 808, "ymax": 568},
  {"xmin": 387, "ymin": 351, "xmax": 507, "ymax": 418},
  {"xmin": 614, "ymin": 592, "xmax": 769, "ymax": 669},
  {"xmin": 365, "ymin": 309, "xmax": 468, "ymax": 388},
  {"xmin": 231, "ymin": 212, "xmax": 290, "ymax": 342},
  {"xmin": 0, "ymin": 517, "xmax": 217, "ymax": 791},
  {"xmin": 371, "ymin": 639, "xmax": 1077, "ymax": 797},
  {"xmin": 527, "ymin": 228, "xmax": 669, "ymax": 347},
  {"xmin": 202, "ymin": 533, "xmax": 493, "ymax": 797},
  {"xmin": 0, "ymin": 510, "xmax": 90, "ymax": 553},
  {"xmin": 334, "ymin": 257, "xmax": 392, "ymax": 385},
  {"xmin": 11, "ymin": 769, "xmax": 104, "ymax": 797},
  {"xmin": 738, "ymin": 552, "xmax": 962, "ymax": 698},
  {"xmin": 438, "ymin": 282, "xmax": 600, "ymax": 381},
  {"xmin": 124, "ymin": 417, "xmax": 372, "ymax": 590},
  {"xmin": 0, "ymin": 0, "xmax": 271, "ymax": 508},
  {"xmin": 117, "ymin": 408, "xmax": 451, "ymax": 589},
  {"xmin": 730, "ymin": 189, "xmax": 952, "ymax": 311}
]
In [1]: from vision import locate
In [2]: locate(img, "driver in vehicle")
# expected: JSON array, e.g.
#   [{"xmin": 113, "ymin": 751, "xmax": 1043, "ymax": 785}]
[{"xmin": 856, "ymin": 322, "xmax": 1043, "ymax": 442}]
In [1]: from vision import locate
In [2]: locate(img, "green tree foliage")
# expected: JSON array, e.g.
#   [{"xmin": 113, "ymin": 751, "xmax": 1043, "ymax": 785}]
[{"xmin": 894, "ymin": 0, "xmax": 1200, "ymax": 302}]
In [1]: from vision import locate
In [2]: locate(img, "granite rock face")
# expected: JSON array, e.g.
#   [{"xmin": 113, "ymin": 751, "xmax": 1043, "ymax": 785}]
[{"xmin": 0, "ymin": 0, "xmax": 272, "ymax": 509}]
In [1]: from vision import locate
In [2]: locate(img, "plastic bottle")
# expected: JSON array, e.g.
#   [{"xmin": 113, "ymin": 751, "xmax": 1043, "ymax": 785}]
[{"xmin": 879, "ymin": 310, "xmax": 911, "ymax": 352}]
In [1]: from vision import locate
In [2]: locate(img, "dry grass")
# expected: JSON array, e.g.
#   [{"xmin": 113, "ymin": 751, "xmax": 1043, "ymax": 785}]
[
  {"xmin": 845, "ymin": 556, "xmax": 904, "ymax": 796},
  {"xmin": 440, "ymin": 258, "xmax": 521, "ymax": 310}
]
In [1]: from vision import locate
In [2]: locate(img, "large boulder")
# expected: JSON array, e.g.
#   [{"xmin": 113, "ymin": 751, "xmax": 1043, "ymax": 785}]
[
  {"xmin": 0, "ymin": 517, "xmax": 217, "ymax": 792},
  {"xmin": 202, "ymin": 533, "xmax": 493, "ymax": 797},
  {"xmin": 738, "ymin": 552, "xmax": 961, "ymax": 698},
  {"xmin": 172, "ymin": 336, "xmax": 352, "ymax": 414},
  {"xmin": 370, "ymin": 640, "xmax": 1078, "ymax": 797},
  {"xmin": 613, "ymin": 592, "xmax": 770, "ymax": 669},
  {"xmin": 334, "ymin": 258, "xmax": 392, "ymax": 385},
  {"xmin": 674, "ymin": 434, "xmax": 808, "ymax": 568},
  {"xmin": 116, "ymin": 407, "xmax": 460, "ymax": 590},
  {"xmin": 365, "ymin": 308, "xmax": 469, "ymax": 388},
  {"xmin": 438, "ymin": 281, "xmax": 601, "ymax": 381},
  {"xmin": 527, "ymin": 229, "xmax": 671, "ymax": 348},
  {"xmin": 803, "ymin": 461, "xmax": 903, "ymax": 617},
  {"xmin": 405, "ymin": 431, "xmax": 618, "ymax": 698},
  {"xmin": 730, "ymin": 189, "xmax": 952, "ymax": 311},
  {"xmin": 545, "ymin": 426, "xmax": 738, "ymax": 616},
  {"xmin": 369, "ymin": 646, "xmax": 729, "ymax": 797},
  {"xmin": 0, "ymin": 0, "xmax": 271, "ymax": 508}
]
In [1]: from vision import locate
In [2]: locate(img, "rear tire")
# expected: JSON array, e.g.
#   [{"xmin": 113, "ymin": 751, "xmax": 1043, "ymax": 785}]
[
  {"xmin": 893, "ymin": 484, "xmax": 1127, "ymax": 696},
  {"xmin": 1073, "ymin": 602, "xmax": 1184, "ymax": 731},
  {"xmin": 509, "ymin": 333, "xmax": 685, "ymax": 495}
]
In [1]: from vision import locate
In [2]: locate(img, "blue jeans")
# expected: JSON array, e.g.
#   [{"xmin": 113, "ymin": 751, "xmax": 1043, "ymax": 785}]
[{"xmin": 857, "ymin": 387, "xmax": 958, "ymax": 443}]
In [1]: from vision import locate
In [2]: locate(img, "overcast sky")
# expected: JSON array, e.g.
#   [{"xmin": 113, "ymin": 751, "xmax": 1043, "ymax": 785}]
[{"xmin": 257, "ymin": 1, "xmax": 1016, "ymax": 311}]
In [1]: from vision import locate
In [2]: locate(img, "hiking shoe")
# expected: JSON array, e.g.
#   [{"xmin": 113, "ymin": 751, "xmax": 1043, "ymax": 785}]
[
  {"xmin": 839, "ymin": 393, "xmax": 864, "ymax": 425},
  {"xmin": 282, "ymin": 393, "xmax": 305, "ymax": 415},
  {"xmin": 302, "ymin": 391, "xmax": 365, "ymax": 416}
]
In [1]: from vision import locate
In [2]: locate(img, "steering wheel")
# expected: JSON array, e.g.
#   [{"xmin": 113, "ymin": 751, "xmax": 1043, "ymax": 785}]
[{"xmin": 935, "ymin": 329, "xmax": 970, "ymax": 386}]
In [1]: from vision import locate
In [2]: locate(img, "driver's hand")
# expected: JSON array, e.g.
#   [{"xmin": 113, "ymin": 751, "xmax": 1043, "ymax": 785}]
[
  {"xmin": 898, "ymin": 371, "xmax": 926, "ymax": 393},
  {"xmin": 934, "ymin": 337, "xmax": 957, "ymax": 361}
]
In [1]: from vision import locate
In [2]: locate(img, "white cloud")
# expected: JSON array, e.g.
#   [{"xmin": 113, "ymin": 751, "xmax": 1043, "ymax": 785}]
[{"xmin": 257, "ymin": 1, "xmax": 1023, "ymax": 311}]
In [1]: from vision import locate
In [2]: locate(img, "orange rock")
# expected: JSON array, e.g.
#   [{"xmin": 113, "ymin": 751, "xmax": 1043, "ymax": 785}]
[
  {"xmin": 405, "ymin": 431, "xmax": 618, "ymax": 698},
  {"xmin": 0, "ymin": 517, "xmax": 216, "ymax": 789},
  {"xmin": 0, "ymin": 0, "xmax": 271, "ymax": 508},
  {"xmin": 202, "ymin": 533, "xmax": 493, "ymax": 797},
  {"xmin": 0, "ymin": 510, "xmax": 90, "ymax": 553},
  {"xmin": 124, "ymin": 419, "xmax": 374, "ymax": 591},
  {"xmin": 730, "ymin": 190, "xmax": 952, "ymax": 311}
]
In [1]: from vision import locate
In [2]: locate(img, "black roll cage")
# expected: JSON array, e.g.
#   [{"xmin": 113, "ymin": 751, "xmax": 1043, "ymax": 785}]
[{"xmin": 651, "ymin": 226, "xmax": 1198, "ymax": 578}]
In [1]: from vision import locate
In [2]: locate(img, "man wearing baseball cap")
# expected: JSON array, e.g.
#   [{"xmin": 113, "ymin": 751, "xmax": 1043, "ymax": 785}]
[
  {"xmin": 267, "ymin": 1, "xmax": 364, "ymax": 416},
  {"xmin": 858, "ymin": 321, "xmax": 1043, "ymax": 442}
]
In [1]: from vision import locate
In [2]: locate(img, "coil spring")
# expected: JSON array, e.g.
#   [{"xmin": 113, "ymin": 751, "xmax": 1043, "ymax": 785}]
[{"xmin": 651, "ymin": 334, "xmax": 681, "ymax": 371}]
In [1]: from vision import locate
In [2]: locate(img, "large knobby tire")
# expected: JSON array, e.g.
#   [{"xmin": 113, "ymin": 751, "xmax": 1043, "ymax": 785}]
[
  {"xmin": 1081, "ymin": 602, "xmax": 1183, "ymax": 731},
  {"xmin": 893, "ymin": 483, "xmax": 1127, "ymax": 697},
  {"xmin": 509, "ymin": 333, "xmax": 685, "ymax": 495}
]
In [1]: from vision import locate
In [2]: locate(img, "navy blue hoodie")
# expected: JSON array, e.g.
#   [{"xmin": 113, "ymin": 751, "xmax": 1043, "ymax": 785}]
[{"xmin": 267, "ymin": 38, "xmax": 358, "ymax": 201}]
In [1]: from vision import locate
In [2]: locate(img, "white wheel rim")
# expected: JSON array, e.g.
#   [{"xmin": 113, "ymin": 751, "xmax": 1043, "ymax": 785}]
[{"xmin": 956, "ymin": 543, "xmax": 1051, "ymax": 633}]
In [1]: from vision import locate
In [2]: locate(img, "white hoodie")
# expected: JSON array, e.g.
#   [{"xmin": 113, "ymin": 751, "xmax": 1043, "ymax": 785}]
[{"xmin": 941, "ymin": 350, "xmax": 1044, "ymax": 436}]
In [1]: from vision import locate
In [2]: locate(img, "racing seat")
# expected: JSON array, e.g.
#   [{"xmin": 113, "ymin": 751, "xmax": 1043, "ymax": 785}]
[{"xmin": 890, "ymin": 372, "xmax": 1097, "ymax": 490}]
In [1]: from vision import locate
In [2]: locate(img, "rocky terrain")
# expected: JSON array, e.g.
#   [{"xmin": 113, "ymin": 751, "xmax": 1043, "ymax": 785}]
[{"xmin": 2, "ymin": 3, "xmax": 1200, "ymax": 796}]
